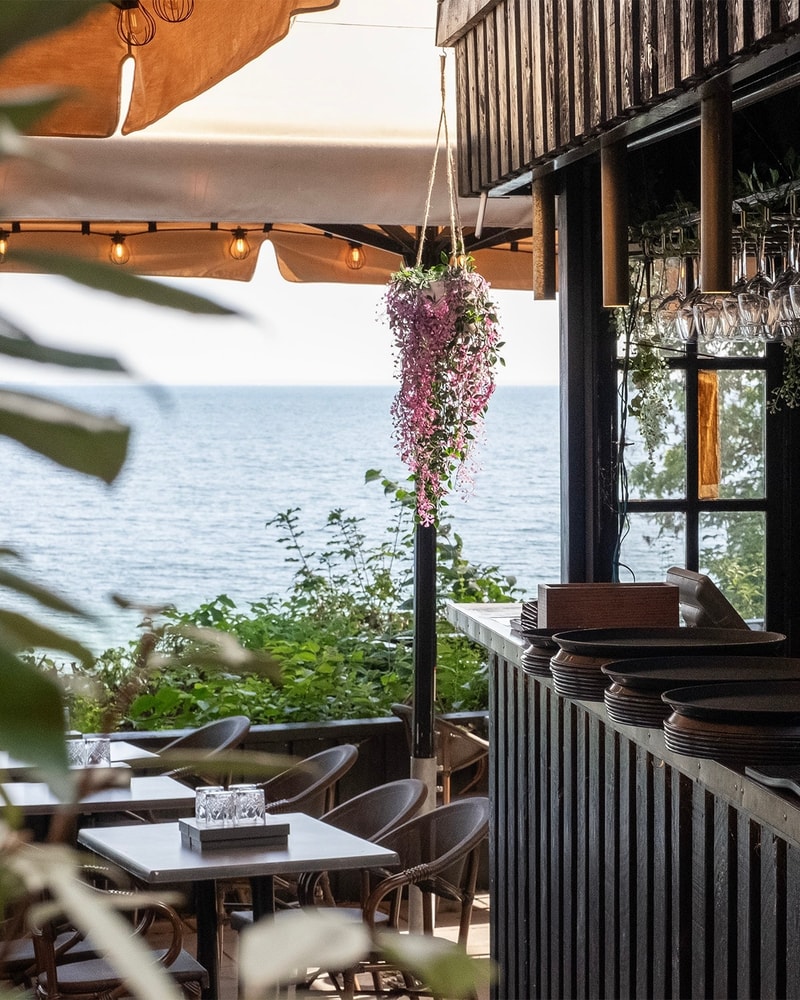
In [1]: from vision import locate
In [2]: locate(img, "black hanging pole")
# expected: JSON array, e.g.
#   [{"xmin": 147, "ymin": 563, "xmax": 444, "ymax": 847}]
[{"xmin": 412, "ymin": 522, "xmax": 437, "ymax": 761}]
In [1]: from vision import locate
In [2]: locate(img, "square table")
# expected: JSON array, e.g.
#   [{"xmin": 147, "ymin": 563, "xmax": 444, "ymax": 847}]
[
  {"xmin": 1, "ymin": 774, "xmax": 195, "ymax": 816},
  {"xmin": 0, "ymin": 740, "xmax": 161, "ymax": 779},
  {"xmin": 78, "ymin": 815, "xmax": 399, "ymax": 999}
]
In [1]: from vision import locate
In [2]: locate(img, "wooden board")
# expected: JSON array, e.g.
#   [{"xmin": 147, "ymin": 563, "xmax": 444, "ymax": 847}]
[{"xmin": 537, "ymin": 582, "xmax": 679, "ymax": 629}]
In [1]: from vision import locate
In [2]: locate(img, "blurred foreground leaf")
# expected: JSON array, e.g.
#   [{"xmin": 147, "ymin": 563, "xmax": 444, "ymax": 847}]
[
  {"xmin": 0, "ymin": 610, "xmax": 94, "ymax": 665},
  {"xmin": 239, "ymin": 908, "xmax": 370, "ymax": 1000},
  {"xmin": 0, "ymin": 89, "xmax": 65, "ymax": 134},
  {"xmin": 154, "ymin": 625, "xmax": 282, "ymax": 683},
  {"xmin": 0, "ymin": 563, "xmax": 89, "ymax": 618},
  {"xmin": 15, "ymin": 251, "xmax": 238, "ymax": 315},
  {"xmin": 0, "ymin": 327, "xmax": 127, "ymax": 374},
  {"xmin": 0, "ymin": 389, "xmax": 129, "ymax": 483},
  {"xmin": 377, "ymin": 931, "xmax": 496, "ymax": 1000},
  {"xmin": 0, "ymin": 649, "xmax": 69, "ymax": 799},
  {"xmin": 0, "ymin": 1, "xmax": 103, "ymax": 58}
]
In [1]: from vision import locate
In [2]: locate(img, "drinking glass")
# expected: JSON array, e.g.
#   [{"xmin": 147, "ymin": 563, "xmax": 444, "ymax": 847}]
[
  {"xmin": 84, "ymin": 737, "xmax": 111, "ymax": 767},
  {"xmin": 737, "ymin": 236, "xmax": 772, "ymax": 339},
  {"xmin": 233, "ymin": 785, "xmax": 266, "ymax": 825},
  {"xmin": 195, "ymin": 785, "xmax": 224, "ymax": 826},
  {"xmin": 66, "ymin": 737, "xmax": 87, "ymax": 767},
  {"xmin": 205, "ymin": 789, "xmax": 235, "ymax": 827}
]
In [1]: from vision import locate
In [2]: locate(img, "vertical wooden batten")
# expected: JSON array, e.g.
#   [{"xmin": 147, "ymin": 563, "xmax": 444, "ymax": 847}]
[
  {"xmin": 700, "ymin": 80, "xmax": 733, "ymax": 293},
  {"xmin": 600, "ymin": 138, "xmax": 629, "ymax": 307},
  {"xmin": 533, "ymin": 173, "xmax": 556, "ymax": 300}
]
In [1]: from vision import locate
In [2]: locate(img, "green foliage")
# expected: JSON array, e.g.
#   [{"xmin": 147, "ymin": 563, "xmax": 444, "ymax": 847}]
[
  {"xmin": 768, "ymin": 339, "xmax": 800, "ymax": 412},
  {"xmin": 627, "ymin": 341, "xmax": 671, "ymax": 461},
  {"xmin": 64, "ymin": 475, "xmax": 518, "ymax": 731}
]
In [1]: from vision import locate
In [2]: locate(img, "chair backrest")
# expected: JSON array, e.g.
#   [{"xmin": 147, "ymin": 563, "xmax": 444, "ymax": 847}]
[
  {"xmin": 376, "ymin": 796, "xmax": 490, "ymax": 876},
  {"xmin": 260, "ymin": 743, "xmax": 359, "ymax": 817},
  {"xmin": 160, "ymin": 715, "xmax": 251, "ymax": 790},
  {"xmin": 368, "ymin": 797, "xmax": 491, "ymax": 944},
  {"xmin": 161, "ymin": 715, "xmax": 251, "ymax": 754},
  {"xmin": 391, "ymin": 703, "xmax": 489, "ymax": 803},
  {"xmin": 322, "ymin": 778, "xmax": 428, "ymax": 843},
  {"xmin": 294, "ymin": 778, "xmax": 428, "ymax": 908}
]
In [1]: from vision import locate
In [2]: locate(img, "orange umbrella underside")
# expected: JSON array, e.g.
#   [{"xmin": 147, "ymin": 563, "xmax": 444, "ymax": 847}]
[{"xmin": 0, "ymin": 0, "xmax": 339, "ymax": 137}]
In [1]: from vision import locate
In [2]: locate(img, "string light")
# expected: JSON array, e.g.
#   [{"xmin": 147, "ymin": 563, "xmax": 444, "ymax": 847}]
[
  {"xmin": 115, "ymin": 1, "xmax": 157, "ymax": 46},
  {"xmin": 345, "ymin": 243, "xmax": 366, "ymax": 270},
  {"xmin": 229, "ymin": 228, "xmax": 251, "ymax": 261},
  {"xmin": 151, "ymin": 0, "xmax": 194, "ymax": 22},
  {"xmin": 109, "ymin": 233, "xmax": 131, "ymax": 265}
]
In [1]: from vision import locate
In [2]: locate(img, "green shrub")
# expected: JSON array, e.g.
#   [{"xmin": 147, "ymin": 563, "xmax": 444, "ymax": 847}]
[{"xmin": 63, "ymin": 474, "xmax": 519, "ymax": 731}]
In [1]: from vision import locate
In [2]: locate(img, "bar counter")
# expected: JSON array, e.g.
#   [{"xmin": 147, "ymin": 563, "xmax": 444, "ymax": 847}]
[{"xmin": 447, "ymin": 601, "xmax": 800, "ymax": 1000}]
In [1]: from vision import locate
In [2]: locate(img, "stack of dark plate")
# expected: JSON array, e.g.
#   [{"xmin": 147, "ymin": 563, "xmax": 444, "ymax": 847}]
[
  {"xmin": 520, "ymin": 600, "xmax": 538, "ymax": 630},
  {"xmin": 520, "ymin": 628, "xmax": 559, "ymax": 676},
  {"xmin": 662, "ymin": 680, "xmax": 800, "ymax": 764},
  {"xmin": 602, "ymin": 655, "xmax": 800, "ymax": 727},
  {"xmin": 549, "ymin": 627, "xmax": 786, "ymax": 702}
]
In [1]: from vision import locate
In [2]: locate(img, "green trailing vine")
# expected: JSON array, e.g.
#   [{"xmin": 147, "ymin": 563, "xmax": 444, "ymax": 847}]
[
  {"xmin": 627, "ymin": 340, "xmax": 672, "ymax": 460},
  {"xmin": 768, "ymin": 338, "xmax": 800, "ymax": 412}
]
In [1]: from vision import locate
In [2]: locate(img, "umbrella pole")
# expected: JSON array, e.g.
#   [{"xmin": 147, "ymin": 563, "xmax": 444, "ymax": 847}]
[{"xmin": 409, "ymin": 522, "xmax": 438, "ymax": 933}]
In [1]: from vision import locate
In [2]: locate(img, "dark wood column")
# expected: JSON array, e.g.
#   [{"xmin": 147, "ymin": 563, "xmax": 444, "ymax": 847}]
[{"xmin": 556, "ymin": 158, "xmax": 618, "ymax": 582}]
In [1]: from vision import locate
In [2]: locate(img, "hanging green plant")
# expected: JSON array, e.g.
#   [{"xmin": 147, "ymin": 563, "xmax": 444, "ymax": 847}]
[
  {"xmin": 627, "ymin": 339, "xmax": 671, "ymax": 460},
  {"xmin": 384, "ymin": 255, "xmax": 503, "ymax": 526},
  {"xmin": 768, "ymin": 338, "xmax": 800, "ymax": 412}
]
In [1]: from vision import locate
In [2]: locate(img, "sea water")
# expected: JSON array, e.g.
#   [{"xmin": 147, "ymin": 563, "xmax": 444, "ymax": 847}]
[{"xmin": 1, "ymin": 384, "xmax": 561, "ymax": 652}]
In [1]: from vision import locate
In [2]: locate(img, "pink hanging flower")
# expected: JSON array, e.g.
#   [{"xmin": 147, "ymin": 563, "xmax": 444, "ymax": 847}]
[{"xmin": 383, "ymin": 259, "xmax": 504, "ymax": 526}]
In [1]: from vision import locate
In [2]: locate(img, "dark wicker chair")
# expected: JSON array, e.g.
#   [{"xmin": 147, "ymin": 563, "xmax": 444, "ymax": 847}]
[
  {"xmin": 391, "ymin": 703, "xmax": 489, "ymax": 804},
  {"xmin": 342, "ymin": 796, "xmax": 491, "ymax": 998},
  {"xmin": 30, "ymin": 897, "xmax": 208, "ymax": 999},
  {"xmin": 229, "ymin": 777, "xmax": 429, "ymax": 936},
  {"xmin": 258, "ymin": 743, "xmax": 359, "ymax": 818},
  {"xmin": 160, "ymin": 714, "xmax": 251, "ymax": 789}
]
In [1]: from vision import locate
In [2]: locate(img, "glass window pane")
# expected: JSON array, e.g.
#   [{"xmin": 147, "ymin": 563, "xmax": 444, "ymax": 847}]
[
  {"xmin": 617, "ymin": 512, "xmax": 686, "ymax": 581},
  {"xmin": 699, "ymin": 510, "xmax": 766, "ymax": 625},
  {"xmin": 715, "ymin": 369, "xmax": 765, "ymax": 500},
  {"xmin": 621, "ymin": 369, "xmax": 686, "ymax": 501}
]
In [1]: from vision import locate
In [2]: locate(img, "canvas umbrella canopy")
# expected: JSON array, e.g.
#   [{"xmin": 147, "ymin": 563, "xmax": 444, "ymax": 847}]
[
  {"xmin": 0, "ymin": 0, "xmax": 340, "ymax": 138},
  {"xmin": 0, "ymin": 1, "xmax": 533, "ymax": 283}
]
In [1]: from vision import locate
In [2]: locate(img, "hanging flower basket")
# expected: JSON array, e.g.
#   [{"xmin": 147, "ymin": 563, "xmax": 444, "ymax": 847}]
[{"xmin": 384, "ymin": 256, "xmax": 503, "ymax": 527}]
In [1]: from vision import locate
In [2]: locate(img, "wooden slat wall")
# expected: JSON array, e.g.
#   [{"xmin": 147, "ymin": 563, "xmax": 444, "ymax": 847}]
[
  {"xmin": 490, "ymin": 654, "xmax": 800, "ymax": 999},
  {"xmin": 444, "ymin": 0, "xmax": 800, "ymax": 193}
]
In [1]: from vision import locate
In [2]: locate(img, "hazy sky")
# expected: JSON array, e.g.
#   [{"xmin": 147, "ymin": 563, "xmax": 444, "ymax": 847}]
[{"xmin": 0, "ymin": 245, "xmax": 560, "ymax": 387}]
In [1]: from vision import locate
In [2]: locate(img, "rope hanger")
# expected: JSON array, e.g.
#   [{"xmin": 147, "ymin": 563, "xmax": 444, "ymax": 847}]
[{"xmin": 415, "ymin": 51, "xmax": 464, "ymax": 269}]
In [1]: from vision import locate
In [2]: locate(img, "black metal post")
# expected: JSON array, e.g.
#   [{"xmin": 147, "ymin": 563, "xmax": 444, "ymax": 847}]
[{"xmin": 412, "ymin": 522, "xmax": 436, "ymax": 759}]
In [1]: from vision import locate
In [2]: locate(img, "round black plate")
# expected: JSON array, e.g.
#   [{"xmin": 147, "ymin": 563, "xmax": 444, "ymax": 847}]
[{"xmin": 551, "ymin": 627, "xmax": 786, "ymax": 658}]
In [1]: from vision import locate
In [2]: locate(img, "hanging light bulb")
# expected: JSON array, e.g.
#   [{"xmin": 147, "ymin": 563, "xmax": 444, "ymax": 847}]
[
  {"xmin": 115, "ymin": 0, "xmax": 157, "ymax": 46},
  {"xmin": 109, "ymin": 233, "xmax": 131, "ymax": 265},
  {"xmin": 229, "ymin": 228, "xmax": 251, "ymax": 261},
  {"xmin": 345, "ymin": 243, "xmax": 366, "ymax": 270},
  {"xmin": 0, "ymin": 230, "xmax": 8, "ymax": 264},
  {"xmin": 152, "ymin": 0, "xmax": 194, "ymax": 22}
]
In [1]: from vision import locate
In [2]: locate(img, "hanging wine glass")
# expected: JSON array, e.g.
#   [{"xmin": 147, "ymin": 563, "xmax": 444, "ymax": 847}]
[
  {"xmin": 675, "ymin": 252, "xmax": 702, "ymax": 343},
  {"xmin": 737, "ymin": 233, "xmax": 773, "ymax": 340},
  {"xmin": 654, "ymin": 241, "xmax": 686, "ymax": 342}
]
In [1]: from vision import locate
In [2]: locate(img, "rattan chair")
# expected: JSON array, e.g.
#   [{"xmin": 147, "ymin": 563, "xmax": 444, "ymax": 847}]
[
  {"xmin": 258, "ymin": 743, "xmax": 359, "ymax": 818},
  {"xmin": 342, "ymin": 796, "xmax": 491, "ymax": 998},
  {"xmin": 229, "ymin": 777, "xmax": 428, "ymax": 937},
  {"xmin": 391, "ymin": 703, "xmax": 489, "ymax": 804},
  {"xmin": 160, "ymin": 714, "xmax": 251, "ymax": 789},
  {"xmin": 30, "ymin": 897, "xmax": 208, "ymax": 999}
]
